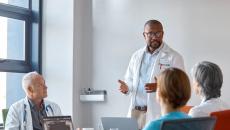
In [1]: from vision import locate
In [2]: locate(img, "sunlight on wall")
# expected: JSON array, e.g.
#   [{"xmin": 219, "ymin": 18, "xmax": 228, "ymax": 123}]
[
  {"xmin": 0, "ymin": 1, "xmax": 8, "ymax": 123},
  {"xmin": 0, "ymin": 0, "xmax": 7, "ymax": 4}
]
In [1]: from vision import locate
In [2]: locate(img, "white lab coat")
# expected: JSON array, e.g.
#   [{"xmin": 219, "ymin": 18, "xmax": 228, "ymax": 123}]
[
  {"xmin": 124, "ymin": 43, "xmax": 184, "ymax": 123},
  {"xmin": 5, "ymin": 97, "xmax": 62, "ymax": 130},
  {"xmin": 188, "ymin": 98, "xmax": 229, "ymax": 117}
]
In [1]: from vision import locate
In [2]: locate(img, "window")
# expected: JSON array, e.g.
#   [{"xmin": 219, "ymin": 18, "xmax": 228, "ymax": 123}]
[
  {"xmin": 0, "ymin": 0, "xmax": 29, "ymax": 8},
  {"xmin": 0, "ymin": 0, "xmax": 42, "ymax": 125},
  {"xmin": 0, "ymin": 16, "xmax": 26, "ymax": 61}
]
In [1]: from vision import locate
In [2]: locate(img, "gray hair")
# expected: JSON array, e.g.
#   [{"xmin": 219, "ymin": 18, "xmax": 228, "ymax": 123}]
[
  {"xmin": 191, "ymin": 61, "xmax": 223, "ymax": 100},
  {"xmin": 22, "ymin": 71, "xmax": 40, "ymax": 93}
]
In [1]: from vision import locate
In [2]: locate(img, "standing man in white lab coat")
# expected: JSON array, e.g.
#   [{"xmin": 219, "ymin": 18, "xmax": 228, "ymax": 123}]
[
  {"xmin": 5, "ymin": 71, "xmax": 62, "ymax": 130},
  {"xmin": 118, "ymin": 19, "xmax": 184, "ymax": 129}
]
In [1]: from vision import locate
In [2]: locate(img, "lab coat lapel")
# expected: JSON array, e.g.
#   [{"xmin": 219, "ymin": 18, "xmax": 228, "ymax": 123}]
[
  {"xmin": 23, "ymin": 97, "xmax": 33, "ymax": 130},
  {"xmin": 131, "ymin": 48, "xmax": 145, "ymax": 106}
]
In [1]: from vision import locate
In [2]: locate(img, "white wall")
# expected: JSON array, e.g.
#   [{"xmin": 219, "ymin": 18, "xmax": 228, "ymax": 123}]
[
  {"xmin": 43, "ymin": 0, "xmax": 230, "ymax": 129},
  {"xmin": 73, "ymin": 0, "xmax": 93, "ymax": 127},
  {"xmin": 90, "ymin": 0, "xmax": 230, "ymax": 128},
  {"xmin": 42, "ymin": 0, "xmax": 73, "ymax": 117},
  {"xmin": 43, "ymin": 0, "xmax": 91, "ymax": 128}
]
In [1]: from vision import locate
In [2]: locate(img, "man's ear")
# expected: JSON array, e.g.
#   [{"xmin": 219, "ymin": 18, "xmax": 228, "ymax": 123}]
[
  {"xmin": 27, "ymin": 86, "xmax": 34, "ymax": 93},
  {"xmin": 194, "ymin": 81, "xmax": 201, "ymax": 95},
  {"xmin": 143, "ymin": 32, "xmax": 146, "ymax": 38}
]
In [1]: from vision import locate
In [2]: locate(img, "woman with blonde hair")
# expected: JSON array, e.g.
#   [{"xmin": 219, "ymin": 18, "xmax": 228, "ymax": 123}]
[{"xmin": 143, "ymin": 68, "xmax": 191, "ymax": 130}]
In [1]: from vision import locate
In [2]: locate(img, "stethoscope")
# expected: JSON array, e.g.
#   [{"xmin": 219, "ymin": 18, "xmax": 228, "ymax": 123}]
[{"xmin": 23, "ymin": 103, "xmax": 54, "ymax": 129}]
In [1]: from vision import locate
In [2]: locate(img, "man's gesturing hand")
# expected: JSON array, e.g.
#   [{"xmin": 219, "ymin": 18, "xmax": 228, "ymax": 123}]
[{"xmin": 118, "ymin": 80, "xmax": 129, "ymax": 94}]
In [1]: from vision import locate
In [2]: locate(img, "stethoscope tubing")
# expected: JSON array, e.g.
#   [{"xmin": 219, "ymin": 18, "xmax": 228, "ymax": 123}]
[{"xmin": 23, "ymin": 103, "xmax": 54, "ymax": 128}]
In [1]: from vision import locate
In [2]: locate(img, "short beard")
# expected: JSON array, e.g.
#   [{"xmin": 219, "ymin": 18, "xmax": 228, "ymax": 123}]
[{"xmin": 147, "ymin": 41, "xmax": 162, "ymax": 53}]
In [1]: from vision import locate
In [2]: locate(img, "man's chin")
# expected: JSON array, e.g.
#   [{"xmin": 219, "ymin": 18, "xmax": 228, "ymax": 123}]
[{"xmin": 150, "ymin": 42, "xmax": 161, "ymax": 49}]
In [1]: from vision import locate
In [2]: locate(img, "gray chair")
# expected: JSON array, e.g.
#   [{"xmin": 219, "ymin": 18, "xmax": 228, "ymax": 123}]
[
  {"xmin": 2, "ymin": 108, "xmax": 9, "ymax": 127},
  {"xmin": 101, "ymin": 117, "xmax": 138, "ymax": 130},
  {"xmin": 161, "ymin": 117, "xmax": 216, "ymax": 130}
]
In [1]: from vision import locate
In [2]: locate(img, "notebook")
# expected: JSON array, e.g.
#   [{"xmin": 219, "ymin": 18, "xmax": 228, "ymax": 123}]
[
  {"xmin": 101, "ymin": 117, "xmax": 138, "ymax": 130},
  {"xmin": 42, "ymin": 116, "xmax": 74, "ymax": 130}
]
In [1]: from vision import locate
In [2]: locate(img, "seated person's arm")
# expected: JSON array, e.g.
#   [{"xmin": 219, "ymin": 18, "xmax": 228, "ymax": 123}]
[{"xmin": 5, "ymin": 106, "xmax": 20, "ymax": 130}]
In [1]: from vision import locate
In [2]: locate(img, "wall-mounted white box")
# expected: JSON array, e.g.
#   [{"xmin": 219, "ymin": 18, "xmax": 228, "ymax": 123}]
[
  {"xmin": 80, "ymin": 90, "xmax": 106, "ymax": 102},
  {"xmin": 80, "ymin": 94, "xmax": 104, "ymax": 101}
]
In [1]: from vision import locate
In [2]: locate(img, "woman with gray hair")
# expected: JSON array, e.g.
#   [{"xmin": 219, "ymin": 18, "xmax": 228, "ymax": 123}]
[{"xmin": 188, "ymin": 61, "xmax": 229, "ymax": 117}]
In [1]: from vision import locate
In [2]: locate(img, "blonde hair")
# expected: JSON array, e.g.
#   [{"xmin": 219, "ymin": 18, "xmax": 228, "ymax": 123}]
[{"xmin": 157, "ymin": 68, "xmax": 191, "ymax": 109}]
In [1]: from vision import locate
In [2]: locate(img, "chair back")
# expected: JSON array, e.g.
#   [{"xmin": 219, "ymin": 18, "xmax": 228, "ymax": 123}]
[
  {"xmin": 210, "ymin": 109, "xmax": 230, "ymax": 130},
  {"xmin": 2, "ymin": 108, "xmax": 9, "ymax": 127},
  {"xmin": 180, "ymin": 105, "xmax": 193, "ymax": 113},
  {"xmin": 161, "ymin": 117, "xmax": 216, "ymax": 130}
]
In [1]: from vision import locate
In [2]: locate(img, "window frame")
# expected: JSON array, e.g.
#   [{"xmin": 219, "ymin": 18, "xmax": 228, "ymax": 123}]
[{"xmin": 0, "ymin": 0, "xmax": 42, "ymax": 73}]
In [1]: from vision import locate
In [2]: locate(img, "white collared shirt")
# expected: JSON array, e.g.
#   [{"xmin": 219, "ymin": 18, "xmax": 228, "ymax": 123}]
[
  {"xmin": 135, "ymin": 44, "xmax": 163, "ymax": 106},
  {"xmin": 188, "ymin": 97, "xmax": 229, "ymax": 117}
]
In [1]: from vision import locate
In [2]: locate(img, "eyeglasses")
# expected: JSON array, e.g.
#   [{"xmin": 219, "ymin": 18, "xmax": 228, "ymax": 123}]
[{"xmin": 144, "ymin": 31, "xmax": 162, "ymax": 38}]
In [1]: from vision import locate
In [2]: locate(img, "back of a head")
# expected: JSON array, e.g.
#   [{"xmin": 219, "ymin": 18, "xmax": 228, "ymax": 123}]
[
  {"xmin": 191, "ymin": 61, "xmax": 223, "ymax": 99},
  {"xmin": 22, "ymin": 71, "xmax": 41, "ymax": 93},
  {"xmin": 157, "ymin": 68, "xmax": 191, "ymax": 109}
]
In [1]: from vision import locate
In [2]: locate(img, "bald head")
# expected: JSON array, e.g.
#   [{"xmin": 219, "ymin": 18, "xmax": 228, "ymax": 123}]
[{"xmin": 144, "ymin": 20, "xmax": 163, "ymax": 30}]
